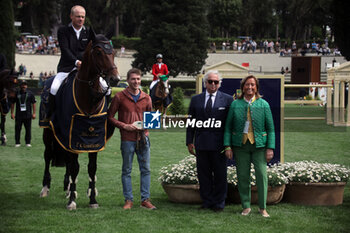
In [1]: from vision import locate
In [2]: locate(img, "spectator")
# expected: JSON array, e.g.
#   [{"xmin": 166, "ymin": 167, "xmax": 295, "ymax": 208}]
[
  {"xmin": 107, "ymin": 68, "xmax": 156, "ymax": 210},
  {"xmin": 120, "ymin": 45, "xmax": 125, "ymax": 57},
  {"xmin": 233, "ymin": 40, "xmax": 238, "ymax": 51},
  {"xmin": 186, "ymin": 70, "xmax": 233, "ymax": 212},
  {"xmin": 224, "ymin": 75, "xmax": 275, "ymax": 218},
  {"xmin": 281, "ymin": 67, "xmax": 285, "ymax": 75},
  {"xmin": 210, "ymin": 42, "xmax": 216, "ymax": 53},
  {"xmin": 10, "ymin": 80, "xmax": 36, "ymax": 147}
]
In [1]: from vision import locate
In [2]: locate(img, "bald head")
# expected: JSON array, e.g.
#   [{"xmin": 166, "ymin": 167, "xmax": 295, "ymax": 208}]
[{"xmin": 70, "ymin": 5, "xmax": 86, "ymax": 30}]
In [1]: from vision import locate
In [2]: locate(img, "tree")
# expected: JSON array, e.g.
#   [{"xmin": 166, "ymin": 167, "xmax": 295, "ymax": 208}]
[
  {"xmin": 208, "ymin": 0, "xmax": 242, "ymax": 38},
  {"xmin": 331, "ymin": 0, "xmax": 350, "ymax": 60},
  {"xmin": 0, "ymin": 0, "xmax": 16, "ymax": 68},
  {"xmin": 13, "ymin": 0, "xmax": 58, "ymax": 35},
  {"xmin": 168, "ymin": 87, "xmax": 186, "ymax": 115},
  {"xmin": 132, "ymin": 0, "xmax": 210, "ymax": 77}
]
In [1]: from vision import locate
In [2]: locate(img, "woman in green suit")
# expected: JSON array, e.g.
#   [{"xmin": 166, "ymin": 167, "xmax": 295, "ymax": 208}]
[{"xmin": 224, "ymin": 75, "xmax": 275, "ymax": 218}]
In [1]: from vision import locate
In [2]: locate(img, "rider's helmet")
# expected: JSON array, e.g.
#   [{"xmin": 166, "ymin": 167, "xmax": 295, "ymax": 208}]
[{"xmin": 156, "ymin": 54, "xmax": 163, "ymax": 59}]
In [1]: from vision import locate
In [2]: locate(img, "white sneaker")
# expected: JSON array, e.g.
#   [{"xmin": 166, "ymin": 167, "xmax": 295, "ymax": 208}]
[
  {"xmin": 15, "ymin": 144, "xmax": 21, "ymax": 147},
  {"xmin": 26, "ymin": 144, "xmax": 32, "ymax": 147}
]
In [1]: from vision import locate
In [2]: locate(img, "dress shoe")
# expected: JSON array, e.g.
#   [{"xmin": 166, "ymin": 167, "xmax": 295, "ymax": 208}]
[
  {"xmin": 198, "ymin": 205, "xmax": 210, "ymax": 210},
  {"xmin": 259, "ymin": 209, "xmax": 270, "ymax": 218},
  {"xmin": 123, "ymin": 200, "xmax": 133, "ymax": 210},
  {"xmin": 140, "ymin": 199, "xmax": 156, "ymax": 210},
  {"xmin": 241, "ymin": 208, "xmax": 251, "ymax": 216},
  {"xmin": 212, "ymin": 207, "xmax": 224, "ymax": 212}
]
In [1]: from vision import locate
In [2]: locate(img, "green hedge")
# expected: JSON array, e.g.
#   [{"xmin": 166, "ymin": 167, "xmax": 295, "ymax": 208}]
[{"xmin": 111, "ymin": 35, "xmax": 140, "ymax": 50}]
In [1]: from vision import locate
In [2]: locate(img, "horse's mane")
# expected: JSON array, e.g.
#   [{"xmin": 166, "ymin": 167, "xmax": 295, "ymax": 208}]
[{"xmin": 82, "ymin": 41, "xmax": 93, "ymax": 65}]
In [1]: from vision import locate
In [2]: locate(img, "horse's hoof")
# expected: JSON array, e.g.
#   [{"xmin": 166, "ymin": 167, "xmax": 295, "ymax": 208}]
[
  {"xmin": 67, "ymin": 201, "xmax": 77, "ymax": 210},
  {"xmin": 89, "ymin": 203, "xmax": 99, "ymax": 209},
  {"xmin": 40, "ymin": 186, "xmax": 50, "ymax": 197}
]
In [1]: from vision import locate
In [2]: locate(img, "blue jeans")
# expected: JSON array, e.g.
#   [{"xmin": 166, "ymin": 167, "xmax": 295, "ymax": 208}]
[{"xmin": 120, "ymin": 136, "xmax": 151, "ymax": 202}]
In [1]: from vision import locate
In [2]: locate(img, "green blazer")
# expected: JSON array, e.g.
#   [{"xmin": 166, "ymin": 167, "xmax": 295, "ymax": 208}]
[{"xmin": 223, "ymin": 97, "xmax": 275, "ymax": 149}]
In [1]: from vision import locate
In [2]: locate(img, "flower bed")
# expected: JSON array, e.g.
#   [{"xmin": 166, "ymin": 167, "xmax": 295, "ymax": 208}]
[
  {"xmin": 270, "ymin": 161, "xmax": 350, "ymax": 205},
  {"xmin": 270, "ymin": 161, "xmax": 350, "ymax": 183},
  {"xmin": 159, "ymin": 157, "xmax": 350, "ymax": 205},
  {"xmin": 159, "ymin": 155, "xmax": 198, "ymax": 185}
]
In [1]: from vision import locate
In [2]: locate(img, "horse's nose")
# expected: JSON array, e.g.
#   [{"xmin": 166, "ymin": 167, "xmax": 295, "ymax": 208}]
[{"xmin": 109, "ymin": 74, "xmax": 120, "ymax": 87}]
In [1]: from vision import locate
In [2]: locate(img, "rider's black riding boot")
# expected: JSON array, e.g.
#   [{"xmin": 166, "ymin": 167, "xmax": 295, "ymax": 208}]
[{"xmin": 47, "ymin": 94, "xmax": 56, "ymax": 120}]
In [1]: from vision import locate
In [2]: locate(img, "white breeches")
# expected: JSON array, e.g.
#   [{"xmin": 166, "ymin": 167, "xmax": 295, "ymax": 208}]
[
  {"xmin": 150, "ymin": 80, "xmax": 159, "ymax": 90},
  {"xmin": 50, "ymin": 70, "xmax": 111, "ymax": 96},
  {"xmin": 50, "ymin": 72, "xmax": 69, "ymax": 95}
]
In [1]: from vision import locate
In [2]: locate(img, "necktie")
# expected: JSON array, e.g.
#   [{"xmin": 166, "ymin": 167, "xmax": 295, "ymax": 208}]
[{"xmin": 206, "ymin": 94, "xmax": 213, "ymax": 113}]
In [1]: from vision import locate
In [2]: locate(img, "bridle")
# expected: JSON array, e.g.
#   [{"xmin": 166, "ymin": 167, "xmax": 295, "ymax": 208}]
[{"xmin": 75, "ymin": 39, "xmax": 118, "ymax": 101}]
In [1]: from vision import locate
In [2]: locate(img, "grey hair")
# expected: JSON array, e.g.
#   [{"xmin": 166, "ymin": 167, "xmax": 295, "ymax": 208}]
[
  {"xmin": 203, "ymin": 70, "xmax": 222, "ymax": 85},
  {"xmin": 71, "ymin": 5, "xmax": 85, "ymax": 16}
]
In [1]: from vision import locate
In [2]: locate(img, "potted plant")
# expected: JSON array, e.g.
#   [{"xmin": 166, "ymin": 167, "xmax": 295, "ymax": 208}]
[
  {"xmin": 271, "ymin": 161, "xmax": 350, "ymax": 205},
  {"xmin": 226, "ymin": 164, "xmax": 289, "ymax": 204},
  {"xmin": 159, "ymin": 155, "xmax": 201, "ymax": 203}
]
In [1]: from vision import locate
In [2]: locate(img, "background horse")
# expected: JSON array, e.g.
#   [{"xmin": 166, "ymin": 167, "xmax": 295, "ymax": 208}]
[
  {"xmin": 150, "ymin": 77, "xmax": 172, "ymax": 115},
  {"xmin": 0, "ymin": 69, "xmax": 18, "ymax": 145},
  {"xmin": 39, "ymin": 31, "xmax": 119, "ymax": 210}
]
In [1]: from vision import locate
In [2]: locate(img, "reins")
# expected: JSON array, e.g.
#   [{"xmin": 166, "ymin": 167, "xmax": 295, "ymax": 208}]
[{"xmin": 75, "ymin": 39, "xmax": 117, "ymax": 103}]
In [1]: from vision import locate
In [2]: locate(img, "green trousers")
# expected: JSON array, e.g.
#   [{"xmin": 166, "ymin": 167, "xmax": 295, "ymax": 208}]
[{"xmin": 234, "ymin": 142, "xmax": 267, "ymax": 209}]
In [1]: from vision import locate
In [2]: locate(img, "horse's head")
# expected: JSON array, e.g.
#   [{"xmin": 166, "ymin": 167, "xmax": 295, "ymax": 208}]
[
  {"xmin": 0, "ymin": 69, "xmax": 19, "ymax": 95},
  {"xmin": 89, "ymin": 33, "xmax": 120, "ymax": 88}
]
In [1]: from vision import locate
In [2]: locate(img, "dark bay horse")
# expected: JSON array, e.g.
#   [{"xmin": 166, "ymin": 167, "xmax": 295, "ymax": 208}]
[
  {"xmin": 39, "ymin": 32, "xmax": 119, "ymax": 210},
  {"xmin": 0, "ymin": 69, "xmax": 18, "ymax": 145},
  {"xmin": 150, "ymin": 77, "xmax": 172, "ymax": 115}
]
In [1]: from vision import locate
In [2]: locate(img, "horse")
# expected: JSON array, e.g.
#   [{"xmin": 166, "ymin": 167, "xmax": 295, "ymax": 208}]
[
  {"xmin": 39, "ymin": 31, "xmax": 119, "ymax": 210},
  {"xmin": 150, "ymin": 76, "xmax": 172, "ymax": 116},
  {"xmin": 0, "ymin": 69, "xmax": 18, "ymax": 145}
]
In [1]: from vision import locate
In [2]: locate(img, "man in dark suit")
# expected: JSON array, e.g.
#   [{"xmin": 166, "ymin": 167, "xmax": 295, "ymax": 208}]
[
  {"xmin": 50, "ymin": 5, "xmax": 89, "ymax": 96},
  {"xmin": 186, "ymin": 70, "xmax": 233, "ymax": 212}
]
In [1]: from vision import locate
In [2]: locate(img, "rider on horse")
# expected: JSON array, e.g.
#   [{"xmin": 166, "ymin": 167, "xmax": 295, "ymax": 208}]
[{"xmin": 150, "ymin": 54, "xmax": 169, "ymax": 93}]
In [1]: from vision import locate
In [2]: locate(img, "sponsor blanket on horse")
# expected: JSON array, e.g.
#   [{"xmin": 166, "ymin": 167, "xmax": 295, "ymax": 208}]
[
  {"xmin": 39, "ymin": 76, "xmax": 54, "ymax": 126},
  {"xmin": 39, "ymin": 71, "xmax": 113, "ymax": 153}
]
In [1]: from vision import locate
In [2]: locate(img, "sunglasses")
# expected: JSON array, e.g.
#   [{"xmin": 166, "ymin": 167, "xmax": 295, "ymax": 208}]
[{"xmin": 207, "ymin": 80, "xmax": 219, "ymax": 85}]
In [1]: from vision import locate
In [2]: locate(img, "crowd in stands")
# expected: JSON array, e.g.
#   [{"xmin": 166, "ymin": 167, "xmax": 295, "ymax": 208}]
[
  {"xmin": 211, "ymin": 37, "xmax": 342, "ymax": 57},
  {"xmin": 16, "ymin": 34, "xmax": 59, "ymax": 55},
  {"xmin": 17, "ymin": 63, "xmax": 54, "ymax": 88}
]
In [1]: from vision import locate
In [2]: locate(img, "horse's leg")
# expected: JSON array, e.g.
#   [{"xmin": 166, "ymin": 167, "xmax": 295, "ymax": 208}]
[
  {"xmin": 0, "ymin": 114, "xmax": 7, "ymax": 146},
  {"xmin": 87, "ymin": 152, "xmax": 99, "ymax": 208},
  {"xmin": 40, "ymin": 128, "xmax": 53, "ymax": 197},
  {"xmin": 66, "ymin": 152, "xmax": 79, "ymax": 210},
  {"xmin": 63, "ymin": 152, "xmax": 70, "ymax": 192}
]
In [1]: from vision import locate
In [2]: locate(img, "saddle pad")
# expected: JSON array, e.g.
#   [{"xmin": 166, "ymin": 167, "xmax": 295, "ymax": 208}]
[
  {"xmin": 49, "ymin": 72, "xmax": 110, "ymax": 153},
  {"xmin": 69, "ymin": 113, "xmax": 107, "ymax": 151}
]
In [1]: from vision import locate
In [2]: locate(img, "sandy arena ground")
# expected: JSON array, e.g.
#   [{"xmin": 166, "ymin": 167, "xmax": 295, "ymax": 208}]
[{"xmin": 15, "ymin": 52, "xmax": 347, "ymax": 80}]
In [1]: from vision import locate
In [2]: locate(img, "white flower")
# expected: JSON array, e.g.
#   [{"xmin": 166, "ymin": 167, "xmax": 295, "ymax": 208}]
[{"xmin": 275, "ymin": 161, "xmax": 350, "ymax": 183}]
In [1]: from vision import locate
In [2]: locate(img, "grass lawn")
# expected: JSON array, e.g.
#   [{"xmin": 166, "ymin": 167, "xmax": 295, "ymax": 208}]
[{"xmin": 0, "ymin": 98, "xmax": 349, "ymax": 233}]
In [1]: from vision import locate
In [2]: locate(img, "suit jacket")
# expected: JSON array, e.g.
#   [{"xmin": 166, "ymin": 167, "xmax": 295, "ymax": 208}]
[
  {"xmin": 57, "ymin": 24, "xmax": 89, "ymax": 72},
  {"xmin": 186, "ymin": 91, "xmax": 233, "ymax": 151},
  {"xmin": 152, "ymin": 63, "xmax": 168, "ymax": 81},
  {"xmin": 223, "ymin": 98, "xmax": 275, "ymax": 149}
]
